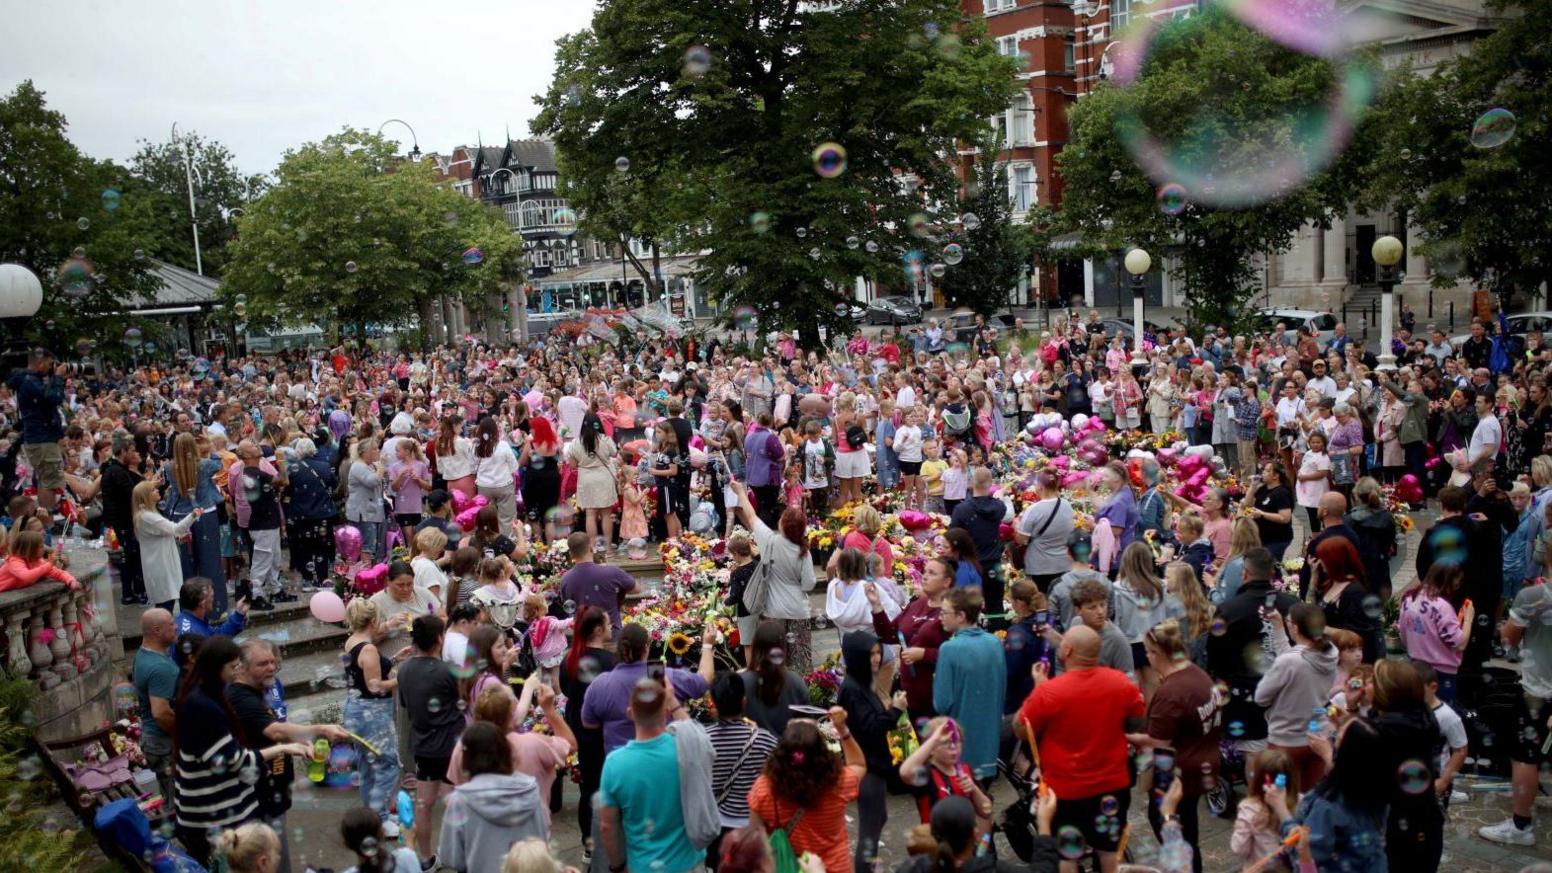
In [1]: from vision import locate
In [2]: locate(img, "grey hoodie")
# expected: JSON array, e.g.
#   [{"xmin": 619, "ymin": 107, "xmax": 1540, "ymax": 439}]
[
  {"xmin": 1253, "ymin": 643, "xmax": 1339, "ymax": 747},
  {"xmin": 438, "ymin": 772, "xmax": 547, "ymax": 873}
]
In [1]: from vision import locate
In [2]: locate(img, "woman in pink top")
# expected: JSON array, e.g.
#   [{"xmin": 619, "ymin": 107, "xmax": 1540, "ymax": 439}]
[
  {"xmin": 447, "ymin": 680, "xmax": 577, "ymax": 829},
  {"xmin": 1398, "ymin": 564, "xmax": 1472, "ymax": 703}
]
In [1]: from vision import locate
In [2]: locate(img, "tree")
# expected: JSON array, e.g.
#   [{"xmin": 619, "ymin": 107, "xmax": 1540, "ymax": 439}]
[
  {"xmin": 938, "ymin": 134, "xmax": 1035, "ymax": 316},
  {"xmin": 222, "ymin": 129, "xmax": 523, "ymax": 346},
  {"xmin": 532, "ymin": 0, "xmax": 1018, "ymax": 344},
  {"xmin": 0, "ymin": 81, "xmax": 167, "ymax": 359},
  {"xmin": 129, "ymin": 133, "xmax": 269, "ymax": 278},
  {"xmin": 1360, "ymin": 0, "xmax": 1549, "ymax": 301},
  {"xmin": 1056, "ymin": 6, "xmax": 1380, "ymax": 329}
]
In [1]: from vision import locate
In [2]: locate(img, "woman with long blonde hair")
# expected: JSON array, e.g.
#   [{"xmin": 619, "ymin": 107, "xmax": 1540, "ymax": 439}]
[
  {"xmin": 1113, "ymin": 541, "xmax": 1179, "ymax": 697},
  {"xmin": 1163, "ymin": 561, "xmax": 1214, "ymax": 666},
  {"xmin": 163, "ymin": 432, "xmax": 227, "ymax": 605},
  {"xmin": 1209, "ymin": 517, "xmax": 1263, "ymax": 602},
  {"xmin": 133, "ymin": 479, "xmax": 203, "ymax": 609}
]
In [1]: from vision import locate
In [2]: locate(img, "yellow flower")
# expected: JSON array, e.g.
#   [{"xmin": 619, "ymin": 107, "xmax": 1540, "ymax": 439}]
[{"xmin": 667, "ymin": 632, "xmax": 694, "ymax": 656}]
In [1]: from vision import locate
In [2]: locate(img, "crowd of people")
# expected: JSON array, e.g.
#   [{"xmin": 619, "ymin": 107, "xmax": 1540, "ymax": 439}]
[{"xmin": 3, "ymin": 302, "xmax": 1550, "ymax": 873}]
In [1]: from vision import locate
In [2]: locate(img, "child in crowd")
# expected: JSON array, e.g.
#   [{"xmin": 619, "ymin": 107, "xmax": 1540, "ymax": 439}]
[
  {"xmin": 782, "ymin": 460, "xmax": 807, "ymax": 516},
  {"xmin": 941, "ymin": 448, "xmax": 969, "ymax": 518},
  {"xmin": 876, "ymin": 398, "xmax": 900, "ymax": 492},
  {"xmin": 617, "ymin": 465, "xmax": 648, "ymax": 549},
  {"xmin": 898, "ymin": 717, "xmax": 993, "ymax": 833},
  {"xmin": 920, "ymin": 440, "xmax": 947, "ymax": 515},
  {"xmin": 340, "ymin": 806, "xmax": 421, "ymax": 873},
  {"xmin": 1415, "ymin": 660, "xmax": 1470, "ymax": 809},
  {"xmin": 895, "ymin": 408, "xmax": 925, "ymax": 509},
  {"xmin": 1398, "ymin": 564, "xmax": 1470, "ymax": 704},
  {"xmin": 1231, "ymin": 749, "xmax": 1302, "ymax": 868},
  {"xmin": 1172, "ymin": 512, "xmax": 1215, "ymax": 584},
  {"xmin": 471, "ymin": 557, "xmax": 522, "ymax": 638},
  {"xmin": 1048, "ymin": 530, "xmax": 1107, "ymax": 631},
  {"xmin": 725, "ymin": 532, "xmax": 758, "ymax": 664},
  {"xmin": 523, "ymin": 592, "xmax": 572, "ymax": 692},
  {"xmin": 800, "ymin": 420, "xmax": 832, "ymax": 516},
  {"xmin": 444, "ymin": 546, "xmax": 482, "ymax": 611}
]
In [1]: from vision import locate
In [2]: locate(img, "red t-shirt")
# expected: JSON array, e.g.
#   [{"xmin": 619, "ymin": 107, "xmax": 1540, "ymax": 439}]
[{"xmin": 1018, "ymin": 667, "xmax": 1144, "ymax": 799}]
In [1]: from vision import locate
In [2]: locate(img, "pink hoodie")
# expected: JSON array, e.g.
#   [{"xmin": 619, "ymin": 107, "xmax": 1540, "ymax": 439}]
[
  {"xmin": 1398, "ymin": 593, "xmax": 1464, "ymax": 673},
  {"xmin": 0, "ymin": 555, "xmax": 78, "ymax": 592}
]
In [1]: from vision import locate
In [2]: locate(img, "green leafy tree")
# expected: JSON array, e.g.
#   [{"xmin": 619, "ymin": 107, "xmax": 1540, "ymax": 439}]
[
  {"xmin": 532, "ymin": 0, "xmax": 1018, "ymax": 344},
  {"xmin": 938, "ymin": 134, "xmax": 1036, "ymax": 316},
  {"xmin": 129, "ymin": 133, "xmax": 268, "ymax": 278},
  {"xmin": 0, "ymin": 81, "xmax": 167, "ymax": 359},
  {"xmin": 223, "ymin": 129, "xmax": 523, "ymax": 346},
  {"xmin": 1360, "ymin": 0, "xmax": 1549, "ymax": 301},
  {"xmin": 1056, "ymin": 6, "xmax": 1380, "ymax": 329}
]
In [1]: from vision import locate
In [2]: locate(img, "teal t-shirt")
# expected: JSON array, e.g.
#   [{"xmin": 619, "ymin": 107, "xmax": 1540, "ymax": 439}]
[
  {"xmin": 599, "ymin": 732, "xmax": 699, "ymax": 873},
  {"xmin": 132, "ymin": 647, "xmax": 179, "ymax": 747}
]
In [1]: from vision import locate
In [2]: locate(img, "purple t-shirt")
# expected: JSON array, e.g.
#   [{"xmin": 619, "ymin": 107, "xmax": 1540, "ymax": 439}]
[
  {"xmin": 388, "ymin": 459, "xmax": 429, "ymax": 515},
  {"xmin": 559, "ymin": 562, "xmax": 637, "ymax": 632},
  {"xmin": 580, "ymin": 661, "xmax": 709, "ymax": 753}
]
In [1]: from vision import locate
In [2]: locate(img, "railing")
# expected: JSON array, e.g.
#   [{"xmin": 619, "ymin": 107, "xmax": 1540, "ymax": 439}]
[{"xmin": 0, "ymin": 549, "xmax": 112, "ymax": 692}]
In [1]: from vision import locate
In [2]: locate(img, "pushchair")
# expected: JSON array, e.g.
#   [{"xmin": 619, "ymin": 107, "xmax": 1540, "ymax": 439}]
[
  {"xmin": 1205, "ymin": 737, "xmax": 1246, "ymax": 819},
  {"xmin": 999, "ymin": 721, "xmax": 1134, "ymax": 870}
]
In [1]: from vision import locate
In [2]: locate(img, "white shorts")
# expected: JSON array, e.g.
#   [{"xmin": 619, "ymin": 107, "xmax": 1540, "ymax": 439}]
[{"xmin": 834, "ymin": 450, "xmax": 871, "ymax": 480}]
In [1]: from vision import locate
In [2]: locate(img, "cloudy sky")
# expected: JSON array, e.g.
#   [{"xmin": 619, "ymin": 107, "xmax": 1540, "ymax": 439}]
[{"xmin": 1, "ymin": 0, "xmax": 598, "ymax": 176}]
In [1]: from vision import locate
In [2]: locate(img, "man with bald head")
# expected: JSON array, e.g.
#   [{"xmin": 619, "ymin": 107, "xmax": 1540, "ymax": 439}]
[
  {"xmin": 1017, "ymin": 624, "xmax": 1144, "ymax": 873},
  {"xmin": 132, "ymin": 608, "xmax": 179, "ymax": 796},
  {"xmin": 1298, "ymin": 490, "xmax": 1358, "ymax": 600}
]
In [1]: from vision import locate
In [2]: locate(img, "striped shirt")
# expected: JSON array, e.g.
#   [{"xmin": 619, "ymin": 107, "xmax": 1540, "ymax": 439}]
[
  {"xmin": 173, "ymin": 688, "xmax": 262, "ymax": 830},
  {"xmin": 706, "ymin": 719, "xmax": 777, "ymax": 826}
]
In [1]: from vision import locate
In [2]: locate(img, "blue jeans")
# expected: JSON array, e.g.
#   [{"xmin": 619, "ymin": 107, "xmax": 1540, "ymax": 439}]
[
  {"xmin": 351, "ymin": 520, "xmax": 385, "ymax": 562},
  {"xmin": 344, "ymin": 693, "xmax": 401, "ymax": 820}
]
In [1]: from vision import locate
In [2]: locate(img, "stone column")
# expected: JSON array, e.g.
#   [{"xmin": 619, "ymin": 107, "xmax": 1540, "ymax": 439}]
[
  {"xmin": 1320, "ymin": 218, "xmax": 1347, "ymax": 308},
  {"xmin": 1083, "ymin": 258, "xmax": 1096, "ymax": 308},
  {"xmin": 1399, "ymin": 221, "xmax": 1431, "ymax": 308}
]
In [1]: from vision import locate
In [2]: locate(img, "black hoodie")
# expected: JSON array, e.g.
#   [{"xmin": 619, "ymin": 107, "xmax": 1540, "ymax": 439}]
[
  {"xmin": 950, "ymin": 496, "xmax": 1007, "ymax": 568},
  {"xmin": 1207, "ymin": 579, "xmax": 1300, "ymax": 742},
  {"xmin": 838, "ymin": 630, "xmax": 898, "ymax": 778},
  {"xmin": 1375, "ymin": 701, "xmax": 1443, "ymax": 831}
]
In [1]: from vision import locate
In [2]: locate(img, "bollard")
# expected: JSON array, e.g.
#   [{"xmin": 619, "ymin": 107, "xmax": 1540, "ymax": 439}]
[{"xmin": 1449, "ymin": 301, "xmax": 1454, "ymax": 327}]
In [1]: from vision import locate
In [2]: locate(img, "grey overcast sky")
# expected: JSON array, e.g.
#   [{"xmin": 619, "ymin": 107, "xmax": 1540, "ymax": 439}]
[{"xmin": 0, "ymin": 0, "xmax": 598, "ymax": 176}]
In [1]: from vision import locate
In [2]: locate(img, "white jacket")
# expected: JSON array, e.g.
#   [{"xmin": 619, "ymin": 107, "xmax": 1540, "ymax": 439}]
[{"xmin": 137, "ymin": 509, "xmax": 198, "ymax": 605}]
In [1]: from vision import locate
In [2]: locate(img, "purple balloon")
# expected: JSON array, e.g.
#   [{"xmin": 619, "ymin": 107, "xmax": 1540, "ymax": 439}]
[
  {"xmin": 334, "ymin": 524, "xmax": 363, "ymax": 562},
  {"xmin": 1041, "ymin": 427, "xmax": 1065, "ymax": 452}
]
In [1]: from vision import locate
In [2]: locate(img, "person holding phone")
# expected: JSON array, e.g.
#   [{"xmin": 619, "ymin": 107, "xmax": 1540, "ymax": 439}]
[{"xmin": 1125, "ymin": 620, "xmax": 1221, "ymax": 873}]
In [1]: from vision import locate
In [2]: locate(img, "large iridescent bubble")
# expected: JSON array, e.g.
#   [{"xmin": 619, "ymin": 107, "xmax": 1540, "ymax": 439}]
[{"xmin": 1109, "ymin": 6, "xmax": 1375, "ymax": 210}]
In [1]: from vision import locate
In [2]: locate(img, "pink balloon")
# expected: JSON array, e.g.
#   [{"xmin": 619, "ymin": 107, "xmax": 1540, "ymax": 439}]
[
  {"xmin": 899, "ymin": 510, "xmax": 933, "ymax": 531},
  {"xmin": 1396, "ymin": 474, "xmax": 1424, "ymax": 504},
  {"xmin": 1061, "ymin": 472, "xmax": 1089, "ymax": 489},
  {"xmin": 1042, "ymin": 427, "xmax": 1065, "ymax": 452},
  {"xmin": 1157, "ymin": 448, "xmax": 1178, "ymax": 467},
  {"xmin": 334, "ymin": 525, "xmax": 363, "ymax": 562},
  {"xmin": 309, "ymin": 591, "xmax": 346, "ymax": 624},
  {"xmin": 450, "ymin": 490, "xmax": 474, "ymax": 513},
  {"xmin": 689, "ymin": 435, "xmax": 705, "ymax": 451},
  {"xmin": 472, "ymin": 495, "xmax": 489, "ymax": 509},
  {"xmin": 354, "ymin": 563, "xmax": 389, "ymax": 595},
  {"xmin": 1048, "ymin": 455, "xmax": 1070, "ymax": 470},
  {"xmin": 456, "ymin": 506, "xmax": 481, "ymax": 532}
]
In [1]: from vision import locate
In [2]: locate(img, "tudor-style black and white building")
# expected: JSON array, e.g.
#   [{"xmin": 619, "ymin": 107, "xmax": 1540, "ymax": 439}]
[{"xmin": 471, "ymin": 139, "xmax": 613, "ymax": 282}]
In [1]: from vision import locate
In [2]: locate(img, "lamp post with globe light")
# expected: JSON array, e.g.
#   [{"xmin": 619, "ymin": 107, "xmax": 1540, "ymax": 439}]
[
  {"xmin": 1372, "ymin": 235, "xmax": 1404, "ymax": 371},
  {"xmin": 1125, "ymin": 247, "xmax": 1151, "ymax": 367},
  {"xmin": 0, "ymin": 264, "xmax": 44, "ymax": 365}
]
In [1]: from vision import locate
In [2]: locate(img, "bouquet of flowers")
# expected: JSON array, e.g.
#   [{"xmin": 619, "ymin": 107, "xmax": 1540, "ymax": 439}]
[{"xmin": 804, "ymin": 652, "xmax": 844, "ymax": 708}]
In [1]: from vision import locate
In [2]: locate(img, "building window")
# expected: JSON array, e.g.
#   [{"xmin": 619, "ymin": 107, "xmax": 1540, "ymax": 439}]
[
  {"xmin": 1064, "ymin": 40, "xmax": 1076, "ymax": 71},
  {"xmin": 991, "ymin": 112, "xmax": 1008, "ymax": 147},
  {"xmin": 1012, "ymin": 92, "xmax": 1035, "ymax": 145},
  {"xmin": 983, "ymin": 0, "xmax": 1015, "ymax": 12},
  {"xmin": 503, "ymin": 202, "xmax": 521, "ymax": 230},
  {"xmin": 996, "ymin": 36, "xmax": 1019, "ymax": 57},
  {"xmin": 1110, "ymin": 0, "xmax": 1130, "ymax": 29},
  {"xmin": 1010, "ymin": 165, "xmax": 1034, "ymax": 212},
  {"xmin": 519, "ymin": 199, "xmax": 572, "ymax": 231}
]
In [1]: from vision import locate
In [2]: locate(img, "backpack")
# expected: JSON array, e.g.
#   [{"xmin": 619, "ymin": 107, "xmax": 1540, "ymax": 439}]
[
  {"xmin": 845, "ymin": 424, "xmax": 867, "ymax": 450},
  {"xmin": 942, "ymin": 406, "xmax": 972, "ymax": 438},
  {"xmin": 769, "ymin": 805, "xmax": 805, "ymax": 873}
]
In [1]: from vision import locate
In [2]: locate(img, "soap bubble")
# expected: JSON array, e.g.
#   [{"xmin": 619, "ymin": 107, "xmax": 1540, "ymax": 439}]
[
  {"xmin": 1361, "ymin": 594, "xmax": 1383, "ymax": 619},
  {"xmin": 101, "ymin": 188, "xmax": 121, "ymax": 211},
  {"xmin": 1470, "ymin": 108, "xmax": 1516, "ymax": 149},
  {"xmin": 1222, "ymin": 0, "xmax": 1352, "ymax": 59},
  {"xmin": 846, "ymin": 236, "xmax": 860, "ymax": 250},
  {"xmin": 77, "ymin": 217, "xmax": 90, "ymax": 231},
  {"xmin": 1055, "ymin": 826, "xmax": 1086, "ymax": 859},
  {"xmin": 615, "ymin": 156, "xmax": 632, "ymax": 173},
  {"xmin": 1109, "ymin": 11, "xmax": 1374, "ymax": 209},
  {"xmin": 812, "ymin": 142, "xmax": 848, "ymax": 178},
  {"xmin": 545, "ymin": 505, "xmax": 576, "ymax": 532},
  {"xmin": 1396, "ymin": 759, "xmax": 1430, "ymax": 795},
  {"xmin": 795, "ymin": 227, "xmax": 808, "ymax": 239},
  {"xmin": 834, "ymin": 303, "xmax": 850, "ymax": 317},
  {"xmin": 683, "ymin": 45, "xmax": 713, "ymax": 77},
  {"xmin": 960, "ymin": 213, "xmax": 981, "ymax": 231},
  {"xmin": 1157, "ymin": 183, "xmax": 1188, "ymax": 215},
  {"xmin": 749, "ymin": 212, "xmax": 771, "ymax": 234},
  {"xmin": 124, "ymin": 327, "xmax": 143, "ymax": 348},
  {"xmin": 809, "ymin": 247, "xmax": 822, "ymax": 261},
  {"xmin": 1099, "ymin": 795, "xmax": 1119, "ymax": 816},
  {"xmin": 555, "ymin": 207, "xmax": 579, "ymax": 237},
  {"xmin": 72, "ymin": 246, "xmax": 87, "ymax": 259},
  {"xmin": 1424, "ymin": 525, "xmax": 1466, "ymax": 566},
  {"xmin": 133, "ymin": 248, "xmax": 145, "ymax": 259},
  {"xmin": 769, "ymin": 647, "xmax": 787, "ymax": 666},
  {"xmin": 75, "ymin": 338, "xmax": 94, "ymax": 356},
  {"xmin": 865, "ymin": 240, "xmax": 880, "ymax": 254},
  {"xmin": 733, "ymin": 305, "xmax": 757, "ymax": 330},
  {"xmin": 942, "ymin": 243, "xmax": 964, "ymax": 265},
  {"xmin": 928, "ymin": 263, "xmax": 946, "ymax": 279},
  {"xmin": 563, "ymin": 599, "xmax": 577, "ymax": 615},
  {"xmin": 1227, "ymin": 720, "xmax": 1246, "ymax": 737},
  {"xmin": 345, "ymin": 261, "xmax": 358, "ymax": 274},
  {"xmin": 233, "ymin": 302, "xmax": 247, "ymax": 318},
  {"xmin": 58, "ymin": 257, "xmax": 95, "ymax": 299},
  {"xmin": 462, "ymin": 247, "xmax": 484, "ymax": 266},
  {"xmin": 907, "ymin": 213, "xmax": 931, "ymax": 238}
]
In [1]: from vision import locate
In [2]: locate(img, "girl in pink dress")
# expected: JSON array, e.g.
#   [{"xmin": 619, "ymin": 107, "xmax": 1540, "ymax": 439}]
[
  {"xmin": 617, "ymin": 467, "xmax": 648, "ymax": 544},
  {"xmin": 524, "ymin": 593, "xmax": 573, "ymax": 693}
]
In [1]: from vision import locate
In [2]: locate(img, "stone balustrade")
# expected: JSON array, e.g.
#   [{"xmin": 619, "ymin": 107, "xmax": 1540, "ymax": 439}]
[{"xmin": 0, "ymin": 548, "xmax": 120, "ymax": 740}]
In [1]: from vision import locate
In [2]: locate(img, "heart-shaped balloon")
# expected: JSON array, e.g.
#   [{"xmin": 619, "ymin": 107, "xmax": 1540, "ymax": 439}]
[
  {"xmin": 456, "ymin": 506, "xmax": 482, "ymax": 532},
  {"xmin": 334, "ymin": 525, "xmax": 363, "ymax": 562},
  {"xmin": 354, "ymin": 563, "xmax": 389, "ymax": 595},
  {"xmin": 899, "ymin": 510, "xmax": 934, "ymax": 532}
]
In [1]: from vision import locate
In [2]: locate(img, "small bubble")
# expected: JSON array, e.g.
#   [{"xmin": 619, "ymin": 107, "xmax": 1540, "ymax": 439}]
[
  {"xmin": 345, "ymin": 261, "xmax": 358, "ymax": 274},
  {"xmin": 462, "ymin": 247, "xmax": 484, "ymax": 266},
  {"xmin": 942, "ymin": 243, "xmax": 964, "ymax": 265},
  {"xmin": 77, "ymin": 217, "xmax": 90, "ymax": 231},
  {"xmin": 1055, "ymin": 825, "xmax": 1086, "ymax": 859},
  {"xmin": 865, "ymin": 240, "xmax": 880, "ymax": 254},
  {"xmin": 812, "ymin": 142, "xmax": 847, "ymax": 178},
  {"xmin": 683, "ymin": 45, "xmax": 713, "ymax": 77},
  {"xmin": 960, "ymin": 213, "xmax": 981, "ymax": 231},
  {"xmin": 615, "ymin": 156, "xmax": 631, "ymax": 173},
  {"xmin": 101, "ymin": 189, "xmax": 121, "ymax": 211},
  {"xmin": 1396, "ymin": 759, "xmax": 1430, "ymax": 794}
]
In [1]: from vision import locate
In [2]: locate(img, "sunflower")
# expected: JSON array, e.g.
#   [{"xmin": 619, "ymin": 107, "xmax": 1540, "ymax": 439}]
[{"xmin": 667, "ymin": 632, "xmax": 694, "ymax": 656}]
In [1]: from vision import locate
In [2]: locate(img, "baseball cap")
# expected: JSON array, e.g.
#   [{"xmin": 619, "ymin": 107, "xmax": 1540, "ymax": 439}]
[{"xmin": 426, "ymin": 489, "xmax": 451, "ymax": 511}]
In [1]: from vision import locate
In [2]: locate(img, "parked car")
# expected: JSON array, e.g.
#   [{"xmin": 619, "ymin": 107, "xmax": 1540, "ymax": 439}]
[
  {"xmin": 1450, "ymin": 311, "xmax": 1552, "ymax": 349},
  {"xmin": 1099, "ymin": 318, "xmax": 1174, "ymax": 339},
  {"xmin": 838, "ymin": 301, "xmax": 868, "ymax": 322},
  {"xmin": 1252, "ymin": 309, "xmax": 1339, "ymax": 346},
  {"xmin": 864, "ymin": 295, "xmax": 923, "ymax": 326}
]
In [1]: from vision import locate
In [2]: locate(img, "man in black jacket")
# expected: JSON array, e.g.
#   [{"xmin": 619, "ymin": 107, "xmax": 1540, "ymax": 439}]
[
  {"xmin": 100, "ymin": 433, "xmax": 146, "ymax": 604},
  {"xmin": 1206, "ymin": 548, "xmax": 1300, "ymax": 765},
  {"xmin": 950, "ymin": 467, "xmax": 1009, "ymax": 619},
  {"xmin": 1299, "ymin": 492, "xmax": 1358, "ymax": 599}
]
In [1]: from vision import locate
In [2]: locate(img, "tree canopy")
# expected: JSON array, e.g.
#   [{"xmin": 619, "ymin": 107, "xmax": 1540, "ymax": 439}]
[
  {"xmin": 1055, "ymin": 5, "xmax": 1381, "ymax": 329},
  {"xmin": 0, "ymin": 80, "xmax": 167, "ymax": 358},
  {"xmin": 937, "ymin": 134, "xmax": 1036, "ymax": 317},
  {"xmin": 1359, "ymin": 0, "xmax": 1548, "ymax": 300},
  {"xmin": 128, "ymin": 133, "xmax": 268, "ymax": 278},
  {"xmin": 222, "ymin": 129, "xmax": 523, "ymax": 344},
  {"xmin": 532, "ymin": 0, "xmax": 1019, "ymax": 343}
]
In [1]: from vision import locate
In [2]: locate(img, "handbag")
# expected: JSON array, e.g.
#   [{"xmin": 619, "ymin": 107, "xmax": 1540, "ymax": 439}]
[
  {"xmin": 768, "ymin": 803, "xmax": 806, "ymax": 873},
  {"xmin": 741, "ymin": 546, "xmax": 775, "ymax": 615}
]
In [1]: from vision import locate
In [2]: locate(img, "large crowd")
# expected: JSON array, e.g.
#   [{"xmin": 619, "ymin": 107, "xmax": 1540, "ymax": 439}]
[{"xmin": 5, "ymin": 303, "xmax": 1551, "ymax": 873}]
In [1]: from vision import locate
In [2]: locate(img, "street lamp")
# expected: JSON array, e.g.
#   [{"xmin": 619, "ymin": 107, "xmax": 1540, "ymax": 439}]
[
  {"xmin": 1124, "ymin": 247, "xmax": 1151, "ymax": 366},
  {"xmin": 0, "ymin": 264, "xmax": 44, "ymax": 358},
  {"xmin": 377, "ymin": 119, "xmax": 421, "ymax": 161},
  {"xmin": 1372, "ymin": 234, "xmax": 1404, "ymax": 370},
  {"xmin": 171, "ymin": 123, "xmax": 205, "ymax": 276}
]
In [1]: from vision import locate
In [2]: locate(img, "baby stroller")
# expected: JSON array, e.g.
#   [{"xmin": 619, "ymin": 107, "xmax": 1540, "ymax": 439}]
[
  {"xmin": 1205, "ymin": 737, "xmax": 1246, "ymax": 819},
  {"xmin": 999, "ymin": 722, "xmax": 1133, "ymax": 870}
]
